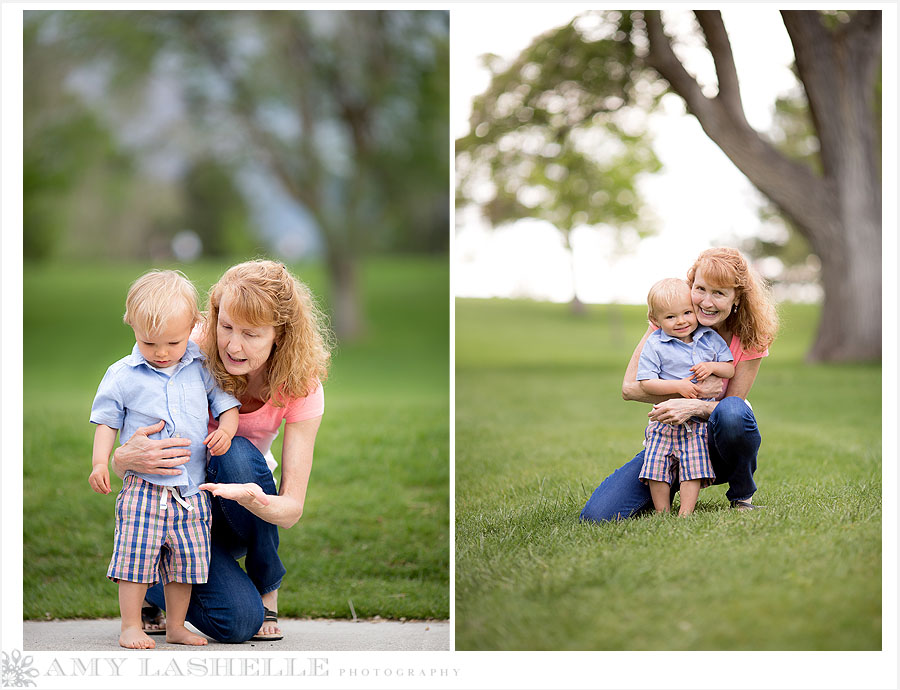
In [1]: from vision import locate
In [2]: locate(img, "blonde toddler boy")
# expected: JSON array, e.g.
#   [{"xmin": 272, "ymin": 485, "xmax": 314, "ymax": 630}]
[
  {"xmin": 636, "ymin": 278, "xmax": 735, "ymax": 515},
  {"xmin": 89, "ymin": 270, "xmax": 240, "ymax": 649}
]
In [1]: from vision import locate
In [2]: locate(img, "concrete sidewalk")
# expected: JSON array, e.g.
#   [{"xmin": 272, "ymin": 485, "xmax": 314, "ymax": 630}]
[{"xmin": 24, "ymin": 618, "xmax": 450, "ymax": 652}]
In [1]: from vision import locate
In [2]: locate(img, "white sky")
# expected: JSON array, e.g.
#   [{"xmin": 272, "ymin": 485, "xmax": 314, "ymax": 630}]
[{"xmin": 452, "ymin": 6, "xmax": 801, "ymax": 304}]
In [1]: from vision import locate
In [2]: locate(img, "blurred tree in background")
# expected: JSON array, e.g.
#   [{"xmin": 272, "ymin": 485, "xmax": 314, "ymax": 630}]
[
  {"xmin": 24, "ymin": 10, "xmax": 450, "ymax": 339},
  {"xmin": 457, "ymin": 15, "xmax": 663, "ymax": 314},
  {"xmin": 458, "ymin": 10, "xmax": 881, "ymax": 362}
]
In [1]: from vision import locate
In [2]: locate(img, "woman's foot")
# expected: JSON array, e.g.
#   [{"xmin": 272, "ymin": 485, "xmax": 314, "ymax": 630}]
[
  {"xmin": 119, "ymin": 626, "xmax": 156, "ymax": 649},
  {"xmin": 252, "ymin": 590, "xmax": 283, "ymax": 641},
  {"xmin": 165, "ymin": 625, "xmax": 208, "ymax": 646}
]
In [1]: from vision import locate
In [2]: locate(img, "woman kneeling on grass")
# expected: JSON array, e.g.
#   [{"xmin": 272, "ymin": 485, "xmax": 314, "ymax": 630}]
[
  {"xmin": 580, "ymin": 247, "xmax": 779, "ymax": 522},
  {"xmin": 112, "ymin": 260, "xmax": 331, "ymax": 643}
]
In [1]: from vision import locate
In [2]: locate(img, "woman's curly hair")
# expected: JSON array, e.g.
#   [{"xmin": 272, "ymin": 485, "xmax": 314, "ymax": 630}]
[
  {"xmin": 687, "ymin": 247, "xmax": 779, "ymax": 354},
  {"xmin": 201, "ymin": 260, "xmax": 332, "ymax": 405}
]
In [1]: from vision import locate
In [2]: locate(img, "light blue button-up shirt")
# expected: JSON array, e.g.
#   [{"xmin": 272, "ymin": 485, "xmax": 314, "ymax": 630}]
[
  {"xmin": 90, "ymin": 341, "xmax": 240, "ymax": 497},
  {"xmin": 637, "ymin": 326, "xmax": 733, "ymax": 383}
]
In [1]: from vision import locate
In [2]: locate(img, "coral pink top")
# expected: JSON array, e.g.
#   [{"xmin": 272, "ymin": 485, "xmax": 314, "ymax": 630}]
[{"xmin": 208, "ymin": 384, "xmax": 325, "ymax": 471}]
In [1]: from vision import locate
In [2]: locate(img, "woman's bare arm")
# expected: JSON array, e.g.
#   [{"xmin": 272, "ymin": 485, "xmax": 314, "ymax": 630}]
[{"xmin": 200, "ymin": 416, "xmax": 321, "ymax": 529}]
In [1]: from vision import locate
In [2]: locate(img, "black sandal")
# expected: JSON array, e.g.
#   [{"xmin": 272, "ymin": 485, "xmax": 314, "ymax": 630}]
[
  {"xmin": 141, "ymin": 602, "xmax": 166, "ymax": 635},
  {"xmin": 251, "ymin": 606, "xmax": 284, "ymax": 641}
]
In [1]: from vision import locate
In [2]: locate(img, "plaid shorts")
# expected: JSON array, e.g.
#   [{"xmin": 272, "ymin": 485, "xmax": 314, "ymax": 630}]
[
  {"xmin": 639, "ymin": 420, "xmax": 715, "ymax": 487},
  {"xmin": 107, "ymin": 475, "xmax": 211, "ymax": 585}
]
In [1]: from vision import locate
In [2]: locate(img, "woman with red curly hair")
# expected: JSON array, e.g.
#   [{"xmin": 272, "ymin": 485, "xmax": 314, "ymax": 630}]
[
  {"xmin": 113, "ymin": 260, "xmax": 331, "ymax": 643},
  {"xmin": 581, "ymin": 247, "xmax": 779, "ymax": 522}
]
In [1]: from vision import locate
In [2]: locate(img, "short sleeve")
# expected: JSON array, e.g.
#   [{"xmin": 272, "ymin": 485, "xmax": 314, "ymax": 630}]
[
  {"xmin": 90, "ymin": 367, "xmax": 125, "ymax": 429},
  {"xmin": 283, "ymin": 382, "xmax": 325, "ymax": 423},
  {"xmin": 730, "ymin": 335, "xmax": 769, "ymax": 364},
  {"xmin": 199, "ymin": 365, "xmax": 241, "ymax": 419},
  {"xmin": 636, "ymin": 339, "xmax": 662, "ymax": 381},
  {"xmin": 712, "ymin": 333, "xmax": 734, "ymax": 362}
]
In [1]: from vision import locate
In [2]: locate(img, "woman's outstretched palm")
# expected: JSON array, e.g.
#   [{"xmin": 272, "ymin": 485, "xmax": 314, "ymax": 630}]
[{"xmin": 199, "ymin": 482, "xmax": 271, "ymax": 508}]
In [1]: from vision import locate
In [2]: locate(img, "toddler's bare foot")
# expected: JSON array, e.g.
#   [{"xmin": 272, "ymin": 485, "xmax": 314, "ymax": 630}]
[
  {"xmin": 120, "ymin": 626, "xmax": 156, "ymax": 649},
  {"xmin": 166, "ymin": 625, "xmax": 208, "ymax": 646}
]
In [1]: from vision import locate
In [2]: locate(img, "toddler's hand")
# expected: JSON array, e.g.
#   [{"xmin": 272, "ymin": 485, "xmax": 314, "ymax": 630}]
[
  {"xmin": 676, "ymin": 376, "xmax": 701, "ymax": 399},
  {"xmin": 89, "ymin": 465, "xmax": 111, "ymax": 494},
  {"xmin": 690, "ymin": 362, "xmax": 715, "ymax": 381},
  {"xmin": 205, "ymin": 429, "xmax": 233, "ymax": 456}
]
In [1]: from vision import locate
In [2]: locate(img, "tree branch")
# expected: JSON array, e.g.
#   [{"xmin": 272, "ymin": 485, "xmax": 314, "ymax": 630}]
[
  {"xmin": 180, "ymin": 15, "xmax": 319, "ymax": 211},
  {"xmin": 645, "ymin": 10, "xmax": 838, "ymax": 241},
  {"xmin": 693, "ymin": 11, "xmax": 746, "ymax": 125},
  {"xmin": 644, "ymin": 11, "xmax": 711, "ymax": 120},
  {"xmin": 780, "ymin": 11, "xmax": 842, "ymax": 176},
  {"xmin": 842, "ymin": 11, "xmax": 882, "ymax": 85},
  {"xmin": 783, "ymin": 10, "xmax": 881, "ymax": 195}
]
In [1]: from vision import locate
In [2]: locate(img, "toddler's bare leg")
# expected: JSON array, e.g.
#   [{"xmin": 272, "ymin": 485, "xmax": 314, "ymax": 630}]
[
  {"xmin": 164, "ymin": 582, "xmax": 208, "ymax": 646},
  {"xmin": 648, "ymin": 480, "xmax": 672, "ymax": 513},
  {"xmin": 118, "ymin": 581, "xmax": 155, "ymax": 649},
  {"xmin": 678, "ymin": 479, "xmax": 701, "ymax": 516}
]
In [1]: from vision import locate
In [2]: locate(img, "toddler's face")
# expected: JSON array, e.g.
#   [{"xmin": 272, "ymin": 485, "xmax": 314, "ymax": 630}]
[
  {"xmin": 132, "ymin": 310, "xmax": 196, "ymax": 369},
  {"xmin": 652, "ymin": 292, "xmax": 698, "ymax": 341}
]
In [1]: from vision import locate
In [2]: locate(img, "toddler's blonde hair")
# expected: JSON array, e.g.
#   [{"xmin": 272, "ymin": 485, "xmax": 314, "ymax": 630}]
[
  {"xmin": 123, "ymin": 270, "xmax": 201, "ymax": 336},
  {"xmin": 647, "ymin": 277, "xmax": 691, "ymax": 324}
]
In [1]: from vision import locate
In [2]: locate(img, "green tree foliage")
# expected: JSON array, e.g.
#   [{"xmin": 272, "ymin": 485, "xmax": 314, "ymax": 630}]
[
  {"xmin": 457, "ymin": 13, "xmax": 662, "ymax": 239},
  {"xmin": 24, "ymin": 17, "xmax": 135, "ymax": 260}
]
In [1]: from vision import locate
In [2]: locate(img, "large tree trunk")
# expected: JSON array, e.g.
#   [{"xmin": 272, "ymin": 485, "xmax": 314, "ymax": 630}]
[
  {"xmin": 645, "ymin": 10, "xmax": 882, "ymax": 361},
  {"xmin": 326, "ymin": 247, "xmax": 364, "ymax": 342}
]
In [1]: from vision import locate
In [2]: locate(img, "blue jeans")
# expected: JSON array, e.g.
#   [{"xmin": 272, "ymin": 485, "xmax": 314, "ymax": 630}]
[
  {"xmin": 580, "ymin": 396, "xmax": 761, "ymax": 523},
  {"xmin": 146, "ymin": 436, "xmax": 286, "ymax": 642}
]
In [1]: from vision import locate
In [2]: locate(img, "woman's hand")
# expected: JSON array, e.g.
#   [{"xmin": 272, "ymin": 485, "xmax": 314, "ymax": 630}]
[
  {"xmin": 199, "ymin": 482, "xmax": 271, "ymax": 509},
  {"xmin": 648, "ymin": 398, "xmax": 712, "ymax": 425},
  {"xmin": 112, "ymin": 421, "xmax": 191, "ymax": 477}
]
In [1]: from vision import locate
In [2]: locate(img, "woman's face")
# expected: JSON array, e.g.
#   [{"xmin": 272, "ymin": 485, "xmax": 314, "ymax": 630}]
[
  {"xmin": 216, "ymin": 298, "xmax": 277, "ymax": 382},
  {"xmin": 691, "ymin": 268, "xmax": 738, "ymax": 329}
]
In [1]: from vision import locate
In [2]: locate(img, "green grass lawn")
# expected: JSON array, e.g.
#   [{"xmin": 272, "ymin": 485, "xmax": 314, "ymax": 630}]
[
  {"xmin": 455, "ymin": 298, "xmax": 881, "ymax": 650},
  {"xmin": 23, "ymin": 257, "xmax": 449, "ymax": 621}
]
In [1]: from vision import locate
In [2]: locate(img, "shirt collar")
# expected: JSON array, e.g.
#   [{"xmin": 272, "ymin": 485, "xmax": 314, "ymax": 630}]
[
  {"xmin": 125, "ymin": 339, "xmax": 203, "ymax": 368},
  {"xmin": 656, "ymin": 325, "xmax": 714, "ymax": 344}
]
